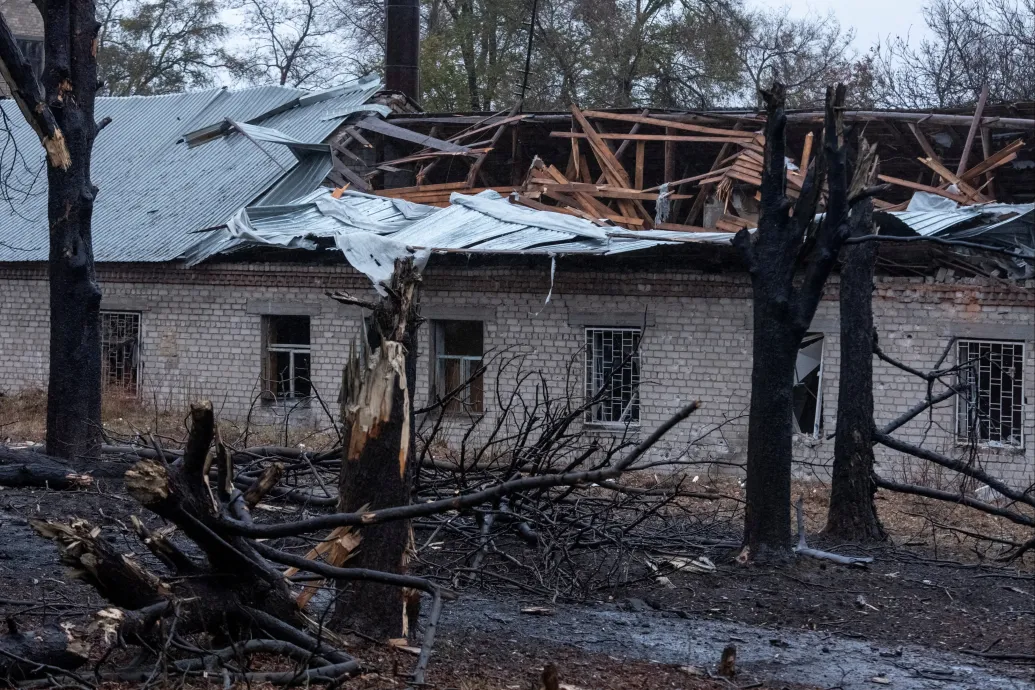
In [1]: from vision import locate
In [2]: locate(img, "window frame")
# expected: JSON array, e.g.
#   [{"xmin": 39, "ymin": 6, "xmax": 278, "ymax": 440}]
[
  {"xmin": 100, "ymin": 310, "xmax": 143, "ymax": 396},
  {"xmin": 955, "ymin": 339, "xmax": 1026, "ymax": 449},
  {"xmin": 792, "ymin": 332, "xmax": 825, "ymax": 437},
  {"xmin": 584, "ymin": 326, "xmax": 642, "ymax": 427},
  {"xmin": 262, "ymin": 315, "xmax": 312, "ymax": 402},
  {"xmin": 430, "ymin": 319, "xmax": 485, "ymax": 415}
]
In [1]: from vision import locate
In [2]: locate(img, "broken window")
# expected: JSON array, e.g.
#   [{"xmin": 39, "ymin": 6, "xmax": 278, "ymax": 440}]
[
  {"xmin": 956, "ymin": 340, "xmax": 1024, "ymax": 447},
  {"xmin": 432, "ymin": 320, "xmax": 484, "ymax": 414},
  {"xmin": 263, "ymin": 315, "xmax": 311, "ymax": 400},
  {"xmin": 792, "ymin": 333, "xmax": 824, "ymax": 436},
  {"xmin": 101, "ymin": 311, "xmax": 141, "ymax": 395},
  {"xmin": 585, "ymin": 327, "xmax": 641, "ymax": 425}
]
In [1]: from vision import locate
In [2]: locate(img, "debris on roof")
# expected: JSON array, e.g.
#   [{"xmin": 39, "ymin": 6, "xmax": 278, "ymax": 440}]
[{"xmin": 186, "ymin": 188, "xmax": 736, "ymax": 279}]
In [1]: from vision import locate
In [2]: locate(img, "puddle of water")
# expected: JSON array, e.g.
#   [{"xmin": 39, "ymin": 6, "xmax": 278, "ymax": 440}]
[{"xmin": 438, "ymin": 596, "xmax": 1032, "ymax": 690}]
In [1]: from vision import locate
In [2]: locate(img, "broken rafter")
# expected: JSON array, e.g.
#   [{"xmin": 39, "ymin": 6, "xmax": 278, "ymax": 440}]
[
  {"xmin": 353, "ymin": 117, "xmax": 472, "ymax": 153},
  {"xmin": 876, "ymin": 174, "xmax": 972, "ymax": 204},
  {"xmin": 551, "ymin": 131, "xmax": 757, "ymax": 144},
  {"xmin": 956, "ymin": 84, "xmax": 989, "ymax": 176},
  {"xmin": 582, "ymin": 109, "xmax": 757, "ymax": 140}
]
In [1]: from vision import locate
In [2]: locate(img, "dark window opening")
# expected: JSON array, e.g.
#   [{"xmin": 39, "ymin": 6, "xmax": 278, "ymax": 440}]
[
  {"xmin": 101, "ymin": 311, "xmax": 141, "ymax": 395},
  {"xmin": 792, "ymin": 333, "xmax": 824, "ymax": 435},
  {"xmin": 264, "ymin": 315, "xmax": 311, "ymax": 400},
  {"xmin": 15, "ymin": 38, "xmax": 44, "ymax": 79},
  {"xmin": 585, "ymin": 327, "xmax": 641, "ymax": 425},
  {"xmin": 432, "ymin": 320, "xmax": 484, "ymax": 414},
  {"xmin": 957, "ymin": 340, "xmax": 1024, "ymax": 447}
]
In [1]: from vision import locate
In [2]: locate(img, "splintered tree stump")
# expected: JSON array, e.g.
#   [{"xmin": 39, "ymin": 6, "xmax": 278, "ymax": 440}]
[{"xmin": 334, "ymin": 258, "xmax": 421, "ymax": 641}]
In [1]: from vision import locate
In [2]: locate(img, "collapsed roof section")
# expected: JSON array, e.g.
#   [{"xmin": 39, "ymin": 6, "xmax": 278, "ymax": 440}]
[{"xmin": 190, "ymin": 184, "xmax": 1034, "ymax": 291}]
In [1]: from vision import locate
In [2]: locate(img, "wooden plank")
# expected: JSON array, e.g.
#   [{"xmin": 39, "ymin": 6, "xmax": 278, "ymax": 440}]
[
  {"xmin": 570, "ymin": 105, "xmax": 643, "ymax": 223},
  {"xmin": 956, "ymin": 84, "xmax": 989, "ymax": 176},
  {"xmin": 596, "ymin": 108, "xmax": 650, "ymax": 185},
  {"xmin": 510, "ymin": 193, "xmax": 593, "ymax": 219},
  {"xmin": 877, "ymin": 174, "xmax": 971, "ymax": 204},
  {"xmin": 582, "ymin": 110, "xmax": 756, "ymax": 139},
  {"xmin": 959, "ymin": 138, "xmax": 1024, "ymax": 181},
  {"xmin": 466, "ymin": 102, "xmax": 521, "ymax": 187},
  {"xmin": 907, "ymin": 123, "xmax": 941, "ymax": 161},
  {"xmin": 643, "ymin": 167, "xmax": 731, "ymax": 192},
  {"xmin": 569, "ymin": 104, "xmax": 632, "ymax": 187},
  {"xmin": 916, "ymin": 157, "xmax": 990, "ymax": 203},
  {"xmin": 451, "ymin": 114, "xmax": 528, "ymax": 143},
  {"xmin": 526, "ymin": 183, "xmax": 691, "ymax": 201},
  {"xmin": 653, "ymin": 222, "xmax": 717, "ymax": 233},
  {"xmin": 979, "ymin": 127, "xmax": 996, "ymax": 199},
  {"xmin": 551, "ymin": 131, "xmax": 758, "ymax": 143},
  {"xmin": 634, "ymin": 141, "xmax": 645, "ymax": 190},
  {"xmin": 799, "ymin": 132, "xmax": 813, "ymax": 171},
  {"xmin": 354, "ymin": 117, "xmax": 472, "ymax": 153}
]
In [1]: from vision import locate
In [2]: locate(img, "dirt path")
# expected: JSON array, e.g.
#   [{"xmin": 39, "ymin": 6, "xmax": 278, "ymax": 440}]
[{"xmin": 436, "ymin": 595, "xmax": 1032, "ymax": 689}]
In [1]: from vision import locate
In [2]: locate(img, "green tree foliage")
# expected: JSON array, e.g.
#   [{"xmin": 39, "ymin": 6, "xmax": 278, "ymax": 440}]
[{"xmin": 97, "ymin": 0, "xmax": 226, "ymax": 95}]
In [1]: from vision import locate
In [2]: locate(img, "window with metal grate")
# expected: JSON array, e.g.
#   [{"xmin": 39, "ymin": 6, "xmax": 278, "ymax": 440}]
[
  {"xmin": 956, "ymin": 340, "xmax": 1025, "ymax": 447},
  {"xmin": 584, "ymin": 327, "xmax": 641, "ymax": 425}
]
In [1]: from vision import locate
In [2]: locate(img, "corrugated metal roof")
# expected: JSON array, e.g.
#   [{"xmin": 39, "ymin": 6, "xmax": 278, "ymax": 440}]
[
  {"xmin": 185, "ymin": 189, "xmax": 734, "ymax": 269},
  {"xmin": 0, "ymin": 76, "xmax": 383, "ymax": 262}
]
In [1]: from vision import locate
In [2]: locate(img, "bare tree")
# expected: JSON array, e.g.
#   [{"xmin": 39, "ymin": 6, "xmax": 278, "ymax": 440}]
[
  {"xmin": 96, "ymin": 0, "xmax": 226, "ymax": 95},
  {"xmin": 734, "ymin": 6, "xmax": 858, "ymax": 108},
  {"xmin": 870, "ymin": 0, "xmax": 1035, "ymax": 108},
  {"xmin": 223, "ymin": 0, "xmax": 343, "ymax": 88},
  {"xmin": 0, "ymin": 0, "xmax": 103, "ymax": 460}
]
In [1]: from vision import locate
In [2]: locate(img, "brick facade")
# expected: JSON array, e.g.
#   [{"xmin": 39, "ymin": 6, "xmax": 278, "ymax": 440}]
[{"xmin": 1, "ymin": 259, "xmax": 1032, "ymax": 488}]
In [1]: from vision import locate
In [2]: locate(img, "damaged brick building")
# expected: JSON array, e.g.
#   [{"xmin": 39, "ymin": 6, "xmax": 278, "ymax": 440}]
[{"xmin": 1, "ymin": 31, "xmax": 1033, "ymax": 487}]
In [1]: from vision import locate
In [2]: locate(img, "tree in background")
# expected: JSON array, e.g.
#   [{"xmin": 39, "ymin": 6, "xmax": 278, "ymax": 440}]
[
  {"xmin": 97, "ymin": 0, "xmax": 226, "ymax": 95},
  {"xmin": 0, "ymin": 0, "xmax": 104, "ymax": 460},
  {"xmin": 870, "ymin": 0, "xmax": 1035, "ymax": 108},
  {"xmin": 732, "ymin": 6, "xmax": 860, "ymax": 109},
  {"xmin": 222, "ymin": 0, "xmax": 345, "ymax": 88}
]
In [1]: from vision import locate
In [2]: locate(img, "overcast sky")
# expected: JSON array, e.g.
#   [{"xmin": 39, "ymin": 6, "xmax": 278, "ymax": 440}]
[{"xmin": 769, "ymin": 0, "xmax": 930, "ymax": 52}]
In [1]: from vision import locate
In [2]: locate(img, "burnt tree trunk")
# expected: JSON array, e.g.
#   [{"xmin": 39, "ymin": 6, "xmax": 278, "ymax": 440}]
[
  {"xmin": 0, "ymin": 1, "xmax": 103, "ymax": 460},
  {"xmin": 733, "ymin": 83, "xmax": 852, "ymax": 563},
  {"xmin": 334, "ymin": 259, "xmax": 422, "ymax": 640},
  {"xmin": 824, "ymin": 192, "xmax": 887, "ymax": 542}
]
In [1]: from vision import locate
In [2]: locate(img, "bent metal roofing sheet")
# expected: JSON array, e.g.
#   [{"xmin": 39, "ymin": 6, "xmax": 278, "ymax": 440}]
[{"xmin": 0, "ymin": 75, "xmax": 383, "ymax": 263}]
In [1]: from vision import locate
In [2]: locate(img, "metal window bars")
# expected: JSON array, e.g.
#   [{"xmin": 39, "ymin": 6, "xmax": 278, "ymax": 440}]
[
  {"xmin": 101, "ymin": 311, "xmax": 141, "ymax": 395},
  {"xmin": 956, "ymin": 340, "xmax": 1025, "ymax": 447},
  {"xmin": 585, "ymin": 327, "xmax": 641, "ymax": 424}
]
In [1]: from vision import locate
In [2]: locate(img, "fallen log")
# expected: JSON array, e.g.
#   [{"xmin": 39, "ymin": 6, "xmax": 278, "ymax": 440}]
[
  {"xmin": 0, "ymin": 446, "xmax": 128, "ymax": 489},
  {"xmin": 0, "ymin": 623, "xmax": 89, "ymax": 682}
]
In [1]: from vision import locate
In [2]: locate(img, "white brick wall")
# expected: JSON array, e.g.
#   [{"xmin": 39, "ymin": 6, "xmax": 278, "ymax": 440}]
[{"xmin": 1, "ymin": 261, "xmax": 1031, "ymax": 488}]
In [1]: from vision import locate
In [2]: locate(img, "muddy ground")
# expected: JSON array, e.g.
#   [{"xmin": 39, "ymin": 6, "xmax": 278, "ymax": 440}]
[{"xmin": 1, "ymin": 478, "xmax": 1033, "ymax": 689}]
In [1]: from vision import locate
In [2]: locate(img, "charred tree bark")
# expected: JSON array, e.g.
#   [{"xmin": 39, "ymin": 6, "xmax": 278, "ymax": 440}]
[
  {"xmin": 0, "ymin": 446, "xmax": 127, "ymax": 489},
  {"xmin": 0, "ymin": 1, "xmax": 103, "ymax": 460},
  {"xmin": 0, "ymin": 623, "xmax": 88, "ymax": 682},
  {"xmin": 333, "ymin": 259, "xmax": 422, "ymax": 641},
  {"xmin": 824, "ymin": 187, "xmax": 887, "ymax": 542},
  {"xmin": 733, "ymin": 83, "xmax": 851, "ymax": 563}
]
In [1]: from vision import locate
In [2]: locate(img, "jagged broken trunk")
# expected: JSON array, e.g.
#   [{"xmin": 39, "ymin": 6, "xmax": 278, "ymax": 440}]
[{"xmin": 333, "ymin": 259, "xmax": 421, "ymax": 640}]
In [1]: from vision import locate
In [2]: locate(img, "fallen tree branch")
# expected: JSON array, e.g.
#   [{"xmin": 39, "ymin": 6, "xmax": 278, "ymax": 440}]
[{"xmin": 219, "ymin": 401, "xmax": 702, "ymax": 539}]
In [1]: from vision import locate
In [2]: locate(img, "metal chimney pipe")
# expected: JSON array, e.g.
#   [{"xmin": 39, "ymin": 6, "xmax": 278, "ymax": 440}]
[{"xmin": 385, "ymin": 0, "xmax": 419, "ymax": 101}]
